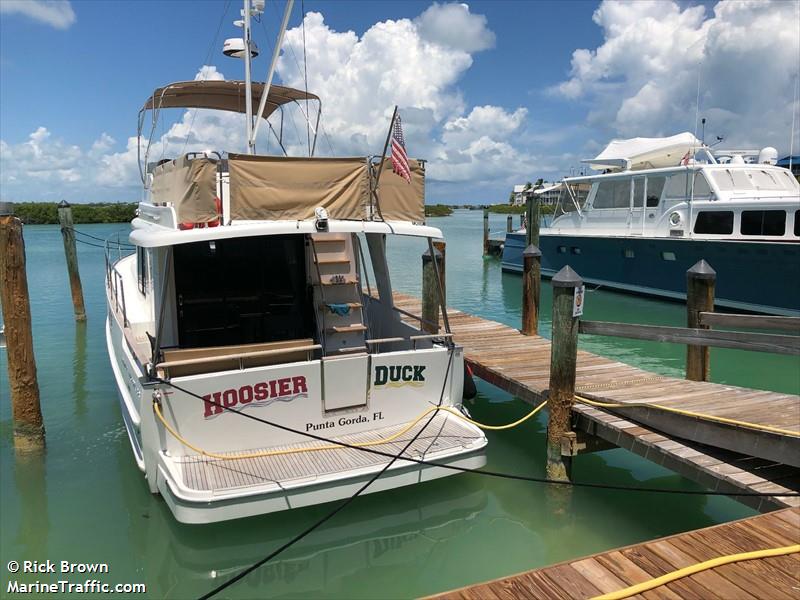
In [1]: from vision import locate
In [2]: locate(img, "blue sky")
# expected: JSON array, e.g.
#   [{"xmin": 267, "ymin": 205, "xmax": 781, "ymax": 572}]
[{"xmin": 1, "ymin": 0, "xmax": 798, "ymax": 204}]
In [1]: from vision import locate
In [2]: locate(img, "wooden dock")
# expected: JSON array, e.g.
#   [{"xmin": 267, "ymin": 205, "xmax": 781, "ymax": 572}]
[
  {"xmin": 390, "ymin": 293, "xmax": 800, "ymax": 510},
  {"xmin": 428, "ymin": 508, "xmax": 800, "ymax": 600}
]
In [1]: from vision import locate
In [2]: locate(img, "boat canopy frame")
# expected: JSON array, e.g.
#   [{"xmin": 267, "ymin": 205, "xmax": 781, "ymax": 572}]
[{"xmin": 137, "ymin": 80, "xmax": 322, "ymax": 184}]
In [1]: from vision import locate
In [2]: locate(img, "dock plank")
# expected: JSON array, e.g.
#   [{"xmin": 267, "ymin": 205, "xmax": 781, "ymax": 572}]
[
  {"xmin": 389, "ymin": 292, "xmax": 800, "ymax": 505},
  {"xmin": 428, "ymin": 509, "xmax": 800, "ymax": 600}
]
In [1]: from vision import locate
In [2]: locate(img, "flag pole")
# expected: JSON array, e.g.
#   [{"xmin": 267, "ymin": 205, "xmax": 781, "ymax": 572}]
[{"xmin": 371, "ymin": 105, "xmax": 397, "ymax": 221}]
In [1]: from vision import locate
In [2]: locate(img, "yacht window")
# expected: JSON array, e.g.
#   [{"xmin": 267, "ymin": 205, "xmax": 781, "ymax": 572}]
[
  {"xmin": 633, "ymin": 179, "xmax": 645, "ymax": 208},
  {"xmin": 664, "ymin": 172, "xmax": 714, "ymax": 199},
  {"xmin": 747, "ymin": 170, "xmax": 783, "ymax": 191},
  {"xmin": 593, "ymin": 179, "xmax": 631, "ymax": 209},
  {"xmin": 661, "ymin": 252, "xmax": 676, "ymax": 261},
  {"xmin": 796, "ymin": 210, "xmax": 800, "ymax": 237},
  {"xmin": 694, "ymin": 211, "xmax": 733, "ymax": 235},
  {"xmin": 623, "ymin": 249, "xmax": 635, "ymax": 259},
  {"xmin": 172, "ymin": 235, "xmax": 314, "ymax": 349},
  {"xmin": 136, "ymin": 247, "xmax": 147, "ymax": 295},
  {"xmin": 711, "ymin": 169, "xmax": 753, "ymax": 192},
  {"xmin": 741, "ymin": 210, "xmax": 786, "ymax": 236},
  {"xmin": 646, "ymin": 177, "xmax": 665, "ymax": 207},
  {"xmin": 781, "ymin": 171, "xmax": 800, "ymax": 192},
  {"xmin": 557, "ymin": 246, "xmax": 567, "ymax": 254}
]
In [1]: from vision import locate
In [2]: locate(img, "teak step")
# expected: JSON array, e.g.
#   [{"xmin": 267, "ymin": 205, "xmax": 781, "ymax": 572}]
[
  {"xmin": 327, "ymin": 325, "xmax": 368, "ymax": 334},
  {"xmin": 320, "ymin": 302, "xmax": 362, "ymax": 310},
  {"xmin": 319, "ymin": 277, "xmax": 358, "ymax": 286},
  {"xmin": 315, "ymin": 257, "xmax": 351, "ymax": 265},
  {"xmin": 334, "ymin": 346, "xmax": 368, "ymax": 354}
]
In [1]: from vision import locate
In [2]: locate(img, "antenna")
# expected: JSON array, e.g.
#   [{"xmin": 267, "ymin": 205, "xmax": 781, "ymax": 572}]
[
  {"xmin": 791, "ymin": 74, "xmax": 798, "ymax": 173},
  {"xmin": 701, "ymin": 118, "xmax": 706, "ymax": 146}
]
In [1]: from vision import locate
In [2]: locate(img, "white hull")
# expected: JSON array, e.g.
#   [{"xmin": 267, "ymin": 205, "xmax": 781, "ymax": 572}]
[{"xmin": 106, "ymin": 277, "xmax": 488, "ymax": 523}]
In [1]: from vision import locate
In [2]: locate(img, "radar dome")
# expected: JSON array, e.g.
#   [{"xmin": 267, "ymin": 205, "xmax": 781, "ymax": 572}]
[{"xmin": 758, "ymin": 147, "xmax": 778, "ymax": 165}]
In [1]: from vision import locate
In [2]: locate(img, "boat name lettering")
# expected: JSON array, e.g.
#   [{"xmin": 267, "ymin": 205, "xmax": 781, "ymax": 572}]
[
  {"xmin": 202, "ymin": 376, "xmax": 308, "ymax": 419},
  {"xmin": 373, "ymin": 365, "xmax": 426, "ymax": 387},
  {"xmin": 306, "ymin": 413, "xmax": 382, "ymax": 432}
]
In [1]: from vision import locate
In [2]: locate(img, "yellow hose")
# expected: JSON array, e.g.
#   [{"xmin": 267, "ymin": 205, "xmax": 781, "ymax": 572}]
[
  {"xmin": 574, "ymin": 394, "xmax": 800, "ymax": 438},
  {"xmin": 153, "ymin": 399, "xmax": 547, "ymax": 461},
  {"xmin": 592, "ymin": 544, "xmax": 800, "ymax": 600}
]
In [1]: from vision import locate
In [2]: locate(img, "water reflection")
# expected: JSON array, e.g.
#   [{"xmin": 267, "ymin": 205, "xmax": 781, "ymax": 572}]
[
  {"xmin": 73, "ymin": 322, "xmax": 88, "ymax": 416},
  {"xmin": 139, "ymin": 477, "xmax": 489, "ymax": 598},
  {"xmin": 13, "ymin": 452, "xmax": 49, "ymax": 561}
]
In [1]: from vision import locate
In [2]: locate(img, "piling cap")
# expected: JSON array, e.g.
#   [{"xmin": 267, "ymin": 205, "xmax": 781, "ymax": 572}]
[
  {"xmin": 57, "ymin": 199, "xmax": 70, "ymax": 208},
  {"xmin": 552, "ymin": 265, "xmax": 583, "ymax": 288},
  {"xmin": 523, "ymin": 244, "xmax": 541, "ymax": 258},
  {"xmin": 422, "ymin": 246, "xmax": 442, "ymax": 261},
  {"xmin": 687, "ymin": 259, "xmax": 716, "ymax": 280}
]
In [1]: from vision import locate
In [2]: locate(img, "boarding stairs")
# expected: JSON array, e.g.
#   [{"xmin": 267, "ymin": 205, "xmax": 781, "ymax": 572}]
[{"xmin": 309, "ymin": 233, "xmax": 367, "ymax": 356}]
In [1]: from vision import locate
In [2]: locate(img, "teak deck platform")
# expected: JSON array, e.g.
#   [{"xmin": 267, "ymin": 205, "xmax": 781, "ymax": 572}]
[
  {"xmin": 391, "ymin": 293, "xmax": 800, "ymax": 511},
  {"xmin": 429, "ymin": 508, "xmax": 800, "ymax": 600}
]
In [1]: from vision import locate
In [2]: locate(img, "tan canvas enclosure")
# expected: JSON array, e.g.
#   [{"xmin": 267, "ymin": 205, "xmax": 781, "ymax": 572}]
[
  {"xmin": 374, "ymin": 159, "xmax": 425, "ymax": 223},
  {"xmin": 142, "ymin": 81, "xmax": 319, "ymax": 121},
  {"xmin": 229, "ymin": 155, "xmax": 369, "ymax": 221},
  {"xmin": 151, "ymin": 156, "xmax": 218, "ymax": 223}
]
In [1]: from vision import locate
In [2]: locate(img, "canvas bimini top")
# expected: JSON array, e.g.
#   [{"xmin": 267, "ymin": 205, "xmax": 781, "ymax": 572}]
[{"xmin": 141, "ymin": 80, "xmax": 319, "ymax": 121}]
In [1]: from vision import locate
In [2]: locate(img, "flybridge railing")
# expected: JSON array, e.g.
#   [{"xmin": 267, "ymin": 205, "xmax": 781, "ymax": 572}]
[{"xmin": 104, "ymin": 232, "xmax": 135, "ymax": 329}]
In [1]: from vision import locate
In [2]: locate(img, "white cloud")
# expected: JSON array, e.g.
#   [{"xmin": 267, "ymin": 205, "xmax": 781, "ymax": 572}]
[
  {"xmin": 1, "ymin": 4, "xmax": 541, "ymax": 202},
  {"xmin": 0, "ymin": 0, "xmax": 76, "ymax": 29},
  {"xmin": 415, "ymin": 3, "xmax": 496, "ymax": 53},
  {"xmin": 0, "ymin": 127, "xmax": 83, "ymax": 197},
  {"xmin": 277, "ymin": 8, "xmax": 535, "ymax": 184},
  {"xmin": 554, "ymin": 0, "xmax": 800, "ymax": 152}
]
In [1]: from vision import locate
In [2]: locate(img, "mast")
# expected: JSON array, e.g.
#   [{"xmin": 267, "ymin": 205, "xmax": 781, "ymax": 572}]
[
  {"xmin": 243, "ymin": 0, "xmax": 254, "ymax": 154},
  {"xmin": 250, "ymin": 0, "xmax": 295, "ymax": 151}
]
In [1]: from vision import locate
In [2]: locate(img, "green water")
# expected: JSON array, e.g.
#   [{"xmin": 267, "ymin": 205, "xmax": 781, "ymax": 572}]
[{"xmin": 1, "ymin": 211, "xmax": 797, "ymax": 599}]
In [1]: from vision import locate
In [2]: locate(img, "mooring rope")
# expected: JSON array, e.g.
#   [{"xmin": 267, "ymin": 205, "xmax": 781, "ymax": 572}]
[
  {"xmin": 150, "ymin": 377, "xmax": 800, "ymax": 499},
  {"xmin": 195, "ymin": 347, "xmax": 456, "ymax": 600}
]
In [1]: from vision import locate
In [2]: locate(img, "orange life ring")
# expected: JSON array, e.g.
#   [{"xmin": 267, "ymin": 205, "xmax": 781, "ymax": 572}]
[{"xmin": 179, "ymin": 197, "xmax": 222, "ymax": 230}]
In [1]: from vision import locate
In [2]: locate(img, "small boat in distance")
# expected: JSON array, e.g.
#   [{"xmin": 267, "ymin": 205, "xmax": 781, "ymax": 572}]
[
  {"xmin": 105, "ymin": 1, "xmax": 486, "ymax": 524},
  {"xmin": 502, "ymin": 133, "xmax": 800, "ymax": 316}
]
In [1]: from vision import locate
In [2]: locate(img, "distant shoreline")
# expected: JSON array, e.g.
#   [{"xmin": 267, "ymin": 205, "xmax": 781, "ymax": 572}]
[{"xmin": 4, "ymin": 202, "xmax": 137, "ymax": 224}]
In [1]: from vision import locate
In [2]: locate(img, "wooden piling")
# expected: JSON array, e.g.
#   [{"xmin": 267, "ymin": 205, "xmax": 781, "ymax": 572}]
[
  {"xmin": 686, "ymin": 260, "xmax": 716, "ymax": 382},
  {"xmin": 57, "ymin": 201, "xmax": 86, "ymax": 322},
  {"xmin": 547, "ymin": 265, "xmax": 582, "ymax": 482},
  {"xmin": 482, "ymin": 208, "xmax": 489, "ymax": 256},
  {"xmin": 0, "ymin": 216, "xmax": 45, "ymax": 451},
  {"xmin": 525, "ymin": 192, "xmax": 540, "ymax": 247},
  {"xmin": 506, "ymin": 215, "xmax": 513, "ymax": 233},
  {"xmin": 422, "ymin": 244, "xmax": 444, "ymax": 334},
  {"xmin": 521, "ymin": 245, "xmax": 541, "ymax": 336}
]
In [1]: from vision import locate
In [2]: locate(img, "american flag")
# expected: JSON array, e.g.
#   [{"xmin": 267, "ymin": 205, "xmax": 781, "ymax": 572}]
[{"xmin": 390, "ymin": 114, "xmax": 411, "ymax": 183}]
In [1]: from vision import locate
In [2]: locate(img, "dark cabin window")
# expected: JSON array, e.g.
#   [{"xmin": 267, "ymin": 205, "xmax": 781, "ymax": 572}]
[
  {"xmin": 137, "ymin": 247, "xmax": 147, "ymax": 295},
  {"xmin": 646, "ymin": 177, "xmax": 666, "ymax": 207},
  {"xmin": 740, "ymin": 210, "xmax": 786, "ymax": 236},
  {"xmin": 694, "ymin": 211, "xmax": 733, "ymax": 235},
  {"xmin": 172, "ymin": 235, "xmax": 313, "ymax": 349},
  {"xmin": 796, "ymin": 210, "xmax": 800, "ymax": 236}
]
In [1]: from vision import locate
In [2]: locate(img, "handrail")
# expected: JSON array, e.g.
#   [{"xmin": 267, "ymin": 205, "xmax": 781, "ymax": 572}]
[
  {"xmin": 699, "ymin": 312, "xmax": 800, "ymax": 333},
  {"xmin": 579, "ymin": 320, "xmax": 800, "ymax": 356},
  {"xmin": 391, "ymin": 304, "xmax": 440, "ymax": 332},
  {"xmin": 156, "ymin": 343, "xmax": 322, "ymax": 369},
  {"xmin": 308, "ymin": 236, "xmax": 328, "ymax": 350}
]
